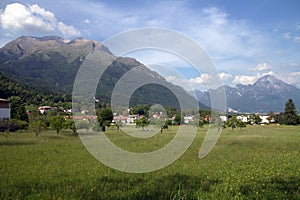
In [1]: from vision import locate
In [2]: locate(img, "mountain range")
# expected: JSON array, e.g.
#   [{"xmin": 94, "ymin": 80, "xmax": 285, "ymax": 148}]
[
  {"xmin": 194, "ymin": 75, "xmax": 300, "ymax": 113},
  {"xmin": 0, "ymin": 36, "xmax": 202, "ymax": 110},
  {"xmin": 1, "ymin": 36, "xmax": 299, "ymax": 113}
]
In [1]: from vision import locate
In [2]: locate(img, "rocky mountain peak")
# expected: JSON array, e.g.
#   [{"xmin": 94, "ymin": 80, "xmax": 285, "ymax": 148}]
[
  {"xmin": 0, "ymin": 35, "xmax": 112, "ymax": 62},
  {"xmin": 255, "ymin": 75, "xmax": 282, "ymax": 85},
  {"xmin": 194, "ymin": 75, "xmax": 300, "ymax": 113}
]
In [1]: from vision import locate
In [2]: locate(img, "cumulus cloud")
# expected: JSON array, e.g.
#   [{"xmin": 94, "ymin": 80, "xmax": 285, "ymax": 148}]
[
  {"xmin": 188, "ymin": 74, "xmax": 214, "ymax": 85},
  {"xmin": 233, "ymin": 71, "xmax": 276, "ymax": 85},
  {"xmin": 233, "ymin": 75, "xmax": 258, "ymax": 85},
  {"xmin": 57, "ymin": 22, "xmax": 80, "ymax": 37},
  {"xmin": 252, "ymin": 63, "xmax": 272, "ymax": 71},
  {"xmin": 166, "ymin": 73, "xmax": 227, "ymax": 91},
  {"xmin": 0, "ymin": 3, "xmax": 80, "ymax": 37},
  {"xmin": 218, "ymin": 72, "xmax": 233, "ymax": 81}
]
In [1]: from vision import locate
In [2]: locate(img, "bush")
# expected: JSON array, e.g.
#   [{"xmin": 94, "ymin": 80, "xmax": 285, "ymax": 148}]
[{"xmin": 0, "ymin": 119, "xmax": 28, "ymax": 132}]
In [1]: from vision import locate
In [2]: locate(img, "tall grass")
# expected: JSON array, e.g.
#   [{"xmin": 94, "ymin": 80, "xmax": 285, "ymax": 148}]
[{"xmin": 0, "ymin": 125, "xmax": 299, "ymax": 199}]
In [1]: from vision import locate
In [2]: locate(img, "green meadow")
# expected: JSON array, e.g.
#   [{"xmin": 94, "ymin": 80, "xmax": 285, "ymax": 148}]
[{"xmin": 0, "ymin": 125, "xmax": 299, "ymax": 199}]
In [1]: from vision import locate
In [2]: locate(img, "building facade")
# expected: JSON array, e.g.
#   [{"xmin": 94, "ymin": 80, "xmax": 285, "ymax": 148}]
[{"xmin": 0, "ymin": 98, "xmax": 10, "ymax": 120}]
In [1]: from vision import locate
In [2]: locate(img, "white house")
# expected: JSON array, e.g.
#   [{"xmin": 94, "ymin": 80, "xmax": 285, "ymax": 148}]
[
  {"xmin": 260, "ymin": 115, "xmax": 270, "ymax": 124},
  {"xmin": 0, "ymin": 98, "xmax": 10, "ymax": 120},
  {"xmin": 184, "ymin": 116, "xmax": 194, "ymax": 124},
  {"xmin": 38, "ymin": 106, "xmax": 57, "ymax": 114},
  {"xmin": 220, "ymin": 115, "xmax": 228, "ymax": 122},
  {"xmin": 113, "ymin": 115, "xmax": 128, "ymax": 125},
  {"xmin": 127, "ymin": 115, "xmax": 139, "ymax": 125}
]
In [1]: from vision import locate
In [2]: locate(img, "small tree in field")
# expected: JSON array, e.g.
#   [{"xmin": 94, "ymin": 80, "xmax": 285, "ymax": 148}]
[
  {"xmin": 151, "ymin": 118, "xmax": 167, "ymax": 133},
  {"xmin": 135, "ymin": 117, "xmax": 149, "ymax": 130},
  {"xmin": 226, "ymin": 117, "xmax": 237, "ymax": 130},
  {"xmin": 49, "ymin": 115, "xmax": 65, "ymax": 135},
  {"xmin": 64, "ymin": 119, "xmax": 77, "ymax": 135},
  {"xmin": 236, "ymin": 120, "xmax": 246, "ymax": 129},
  {"xmin": 114, "ymin": 120, "xmax": 122, "ymax": 132},
  {"xmin": 29, "ymin": 118, "xmax": 47, "ymax": 137},
  {"xmin": 173, "ymin": 113, "xmax": 182, "ymax": 125}
]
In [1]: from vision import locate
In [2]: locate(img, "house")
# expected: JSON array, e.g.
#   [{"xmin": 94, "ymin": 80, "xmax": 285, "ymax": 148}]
[
  {"xmin": 113, "ymin": 115, "xmax": 128, "ymax": 125},
  {"xmin": 260, "ymin": 115, "xmax": 270, "ymax": 124},
  {"xmin": 38, "ymin": 106, "xmax": 57, "ymax": 114},
  {"xmin": 184, "ymin": 116, "xmax": 194, "ymax": 124},
  {"xmin": 0, "ymin": 98, "xmax": 10, "ymax": 120},
  {"xmin": 127, "ymin": 115, "xmax": 139, "ymax": 125},
  {"xmin": 220, "ymin": 115, "xmax": 227, "ymax": 122}
]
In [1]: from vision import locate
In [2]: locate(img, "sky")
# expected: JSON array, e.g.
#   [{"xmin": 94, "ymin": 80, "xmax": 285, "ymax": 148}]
[{"xmin": 0, "ymin": 0, "xmax": 299, "ymax": 91}]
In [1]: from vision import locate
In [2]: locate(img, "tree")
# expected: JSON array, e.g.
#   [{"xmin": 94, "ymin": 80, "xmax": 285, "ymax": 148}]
[
  {"xmin": 283, "ymin": 99, "xmax": 299, "ymax": 125},
  {"xmin": 29, "ymin": 117, "xmax": 47, "ymax": 137},
  {"xmin": 173, "ymin": 113, "xmax": 182, "ymax": 125},
  {"xmin": 248, "ymin": 114, "xmax": 262, "ymax": 125},
  {"xmin": 276, "ymin": 112, "xmax": 285, "ymax": 124},
  {"xmin": 267, "ymin": 111, "xmax": 276, "ymax": 123},
  {"xmin": 236, "ymin": 120, "xmax": 246, "ymax": 129},
  {"xmin": 226, "ymin": 116, "xmax": 237, "ymax": 130},
  {"xmin": 76, "ymin": 120, "xmax": 89, "ymax": 133},
  {"xmin": 191, "ymin": 114, "xmax": 205, "ymax": 128},
  {"xmin": 151, "ymin": 118, "xmax": 167, "ymax": 133},
  {"xmin": 9, "ymin": 96, "xmax": 28, "ymax": 121},
  {"xmin": 64, "ymin": 119, "xmax": 77, "ymax": 135},
  {"xmin": 97, "ymin": 108, "xmax": 113, "ymax": 132},
  {"xmin": 135, "ymin": 117, "xmax": 149, "ymax": 130},
  {"xmin": 49, "ymin": 115, "xmax": 65, "ymax": 135},
  {"xmin": 114, "ymin": 120, "xmax": 123, "ymax": 132},
  {"xmin": 130, "ymin": 104, "xmax": 150, "ymax": 117}
]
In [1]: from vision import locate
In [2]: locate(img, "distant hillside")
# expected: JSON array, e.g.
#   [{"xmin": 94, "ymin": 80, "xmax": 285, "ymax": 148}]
[
  {"xmin": 0, "ymin": 71, "xmax": 71, "ymax": 105},
  {"xmin": 0, "ymin": 36, "xmax": 207, "ymax": 110},
  {"xmin": 195, "ymin": 75, "xmax": 300, "ymax": 113}
]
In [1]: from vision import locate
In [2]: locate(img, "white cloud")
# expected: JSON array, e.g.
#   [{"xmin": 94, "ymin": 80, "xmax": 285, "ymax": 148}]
[
  {"xmin": 218, "ymin": 72, "xmax": 233, "ymax": 81},
  {"xmin": 233, "ymin": 71, "xmax": 276, "ymax": 85},
  {"xmin": 84, "ymin": 19, "xmax": 90, "ymax": 24},
  {"xmin": 283, "ymin": 32, "xmax": 291, "ymax": 39},
  {"xmin": 233, "ymin": 75, "xmax": 258, "ymax": 85},
  {"xmin": 252, "ymin": 63, "xmax": 272, "ymax": 71},
  {"xmin": 57, "ymin": 22, "xmax": 80, "ymax": 37},
  {"xmin": 188, "ymin": 74, "xmax": 212, "ymax": 85},
  {"xmin": 29, "ymin": 4, "xmax": 56, "ymax": 23},
  {"xmin": 166, "ymin": 73, "xmax": 228, "ymax": 91},
  {"xmin": 0, "ymin": 3, "xmax": 80, "ymax": 38}
]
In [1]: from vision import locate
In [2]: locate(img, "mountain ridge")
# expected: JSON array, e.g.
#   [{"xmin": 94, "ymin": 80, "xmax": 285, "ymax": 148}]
[
  {"xmin": 194, "ymin": 75, "xmax": 300, "ymax": 113},
  {"xmin": 0, "ymin": 35, "xmax": 207, "ymax": 110}
]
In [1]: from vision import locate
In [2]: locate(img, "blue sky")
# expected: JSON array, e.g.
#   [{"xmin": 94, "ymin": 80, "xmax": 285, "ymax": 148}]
[{"xmin": 0, "ymin": 0, "xmax": 299, "ymax": 90}]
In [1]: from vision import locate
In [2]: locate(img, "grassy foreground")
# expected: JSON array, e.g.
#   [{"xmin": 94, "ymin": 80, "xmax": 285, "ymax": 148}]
[{"xmin": 0, "ymin": 125, "xmax": 299, "ymax": 199}]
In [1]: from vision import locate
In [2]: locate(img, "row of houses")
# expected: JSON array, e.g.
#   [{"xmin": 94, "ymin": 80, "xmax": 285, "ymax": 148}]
[
  {"xmin": 0, "ymin": 97, "xmax": 276, "ymax": 125},
  {"xmin": 220, "ymin": 115, "xmax": 275, "ymax": 124}
]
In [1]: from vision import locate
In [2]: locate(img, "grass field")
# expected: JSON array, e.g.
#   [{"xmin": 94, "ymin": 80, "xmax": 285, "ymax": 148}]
[{"xmin": 0, "ymin": 125, "xmax": 299, "ymax": 199}]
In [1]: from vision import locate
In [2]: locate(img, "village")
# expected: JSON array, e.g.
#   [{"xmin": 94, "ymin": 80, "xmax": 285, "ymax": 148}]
[{"xmin": 1, "ymin": 97, "xmax": 276, "ymax": 127}]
